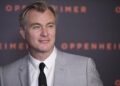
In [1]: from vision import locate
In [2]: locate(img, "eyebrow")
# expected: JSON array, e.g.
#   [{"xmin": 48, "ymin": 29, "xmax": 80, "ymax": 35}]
[
  {"xmin": 47, "ymin": 22, "xmax": 55, "ymax": 25},
  {"xmin": 30, "ymin": 23, "xmax": 41, "ymax": 27},
  {"xmin": 30, "ymin": 22, "xmax": 55, "ymax": 27}
]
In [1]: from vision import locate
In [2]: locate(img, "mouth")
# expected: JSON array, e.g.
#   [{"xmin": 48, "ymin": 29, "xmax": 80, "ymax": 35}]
[{"xmin": 39, "ymin": 40, "xmax": 49, "ymax": 43}]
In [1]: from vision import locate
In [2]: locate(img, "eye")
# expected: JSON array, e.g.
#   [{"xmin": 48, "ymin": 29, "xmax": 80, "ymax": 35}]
[
  {"xmin": 47, "ymin": 24, "xmax": 55, "ymax": 29},
  {"xmin": 32, "ymin": 25, "xmax": 41, "ymax": 29}
]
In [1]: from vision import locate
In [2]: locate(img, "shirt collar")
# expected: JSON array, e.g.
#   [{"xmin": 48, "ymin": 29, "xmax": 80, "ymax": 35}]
[{"xmin": 29, "ymin": 47, "xmax": 57, "ymax": 70}]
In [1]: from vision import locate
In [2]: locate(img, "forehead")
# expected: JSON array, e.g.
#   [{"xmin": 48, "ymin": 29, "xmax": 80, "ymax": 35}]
[{"xmin": 25, "ymin": 9, "xmax": 56, "ymax": 23}]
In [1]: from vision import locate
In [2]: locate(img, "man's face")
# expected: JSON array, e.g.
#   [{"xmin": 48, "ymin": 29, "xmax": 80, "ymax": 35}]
[{"xmin": 20, "ymin": 9, "xmax": 56, "ymax": 53}]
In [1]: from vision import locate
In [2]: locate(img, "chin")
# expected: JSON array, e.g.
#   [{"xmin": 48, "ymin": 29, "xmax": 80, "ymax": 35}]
[{"xmin": 38, "ymin": 47, "xmax": 53, "ymax": 52}]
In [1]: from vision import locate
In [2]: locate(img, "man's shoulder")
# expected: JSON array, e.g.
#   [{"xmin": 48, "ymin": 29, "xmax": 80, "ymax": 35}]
[
  {"xmin": 58, "ymin": 50, "xmax": 90, "ymax": 59},
  {"xmin": 2, "ymin": 55, "xmax": 29, "ymax": 71},
  {"xmin": 56, "ymin": 50, "xmax": 95, "ymax": 70},
  {"xmin": 57, "ymin": 50, "xmax": 92, "ymax": 63}
]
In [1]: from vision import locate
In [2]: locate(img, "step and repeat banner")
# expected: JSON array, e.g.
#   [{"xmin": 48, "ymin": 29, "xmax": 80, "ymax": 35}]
[{"xmin": 0, "ymin": 0, "xmax": 120, "ymax": 86}]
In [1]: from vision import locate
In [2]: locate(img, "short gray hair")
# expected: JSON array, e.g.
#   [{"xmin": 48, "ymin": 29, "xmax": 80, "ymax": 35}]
[{"xmin": 19, "ymin": 0, "xmax": 56, "ymax": 28}]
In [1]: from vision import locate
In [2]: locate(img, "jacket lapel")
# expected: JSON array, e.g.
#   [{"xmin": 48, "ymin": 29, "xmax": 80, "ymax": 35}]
[
  {"xmin": 53, "ymin": 51, "xmax": 67, "ymax": 86},
  {"xmin": 18, "ymin": 51, "xmax": 67, "ymax": 86},
  {"xmin": 18, "ymin": 56, "xmax": 29, "ymax": 86}
]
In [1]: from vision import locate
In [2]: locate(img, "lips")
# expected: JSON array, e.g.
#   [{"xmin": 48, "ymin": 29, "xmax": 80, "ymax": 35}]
[{"xmin": 38, "ymin": 39, "xmax": 49, "ymax": 43}]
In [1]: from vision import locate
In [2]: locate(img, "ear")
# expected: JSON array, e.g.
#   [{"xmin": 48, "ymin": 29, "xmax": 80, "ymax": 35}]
[{"xmin": 19, "ymin": 27, "xmax": 26, "ymax": 39}]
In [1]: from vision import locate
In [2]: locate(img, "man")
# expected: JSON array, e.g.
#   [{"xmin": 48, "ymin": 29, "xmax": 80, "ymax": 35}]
[{"xmin": 0, "ymin": 0, "xmax": 103, "ymax": 86}]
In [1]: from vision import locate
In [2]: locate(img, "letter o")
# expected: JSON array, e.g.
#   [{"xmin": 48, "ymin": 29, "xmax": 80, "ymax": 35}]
[
  {"xmin": 115, "ymin": 80, "xmax": 120, "ymax": 86},
  {"xmin": 61, "ymin": 42, "xmax": 68, "ymax": 50},
  {"xmin": 5, "ymin": 4, "xmax": 13, "ymax": 12},
  {"xmin": 115, "ymin": 6, "xmax": 120, "ymax": 14}
]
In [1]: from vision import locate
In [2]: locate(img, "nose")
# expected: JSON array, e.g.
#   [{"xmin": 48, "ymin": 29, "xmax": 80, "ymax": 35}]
[{"xmin": 40, "ymin": 28, "xmax": 48, "ymax": 37}]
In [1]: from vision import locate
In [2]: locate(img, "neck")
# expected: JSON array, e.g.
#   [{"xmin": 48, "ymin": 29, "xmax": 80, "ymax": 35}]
[{"xmin": 30, "ymin": 48, "xmax": 54, "ymax": 61}]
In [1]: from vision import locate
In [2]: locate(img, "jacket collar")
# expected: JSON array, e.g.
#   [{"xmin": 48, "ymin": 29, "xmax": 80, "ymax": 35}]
[
  {"xmin": 53, "ymin": 50, "xmax": 67, "ymax": 86},
  {"xmin": 18, "ymin": 55, "xmax": 29, "ymax": 86},
  {"xmin": 18, "ymin": 50, "xmax": 67, "ymax": 86}
]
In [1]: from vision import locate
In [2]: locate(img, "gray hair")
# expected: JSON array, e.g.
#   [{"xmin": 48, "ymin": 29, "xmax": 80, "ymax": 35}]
[{"xmin": 19, "ymin": 0, "xmax": 56, "ymax": 28}]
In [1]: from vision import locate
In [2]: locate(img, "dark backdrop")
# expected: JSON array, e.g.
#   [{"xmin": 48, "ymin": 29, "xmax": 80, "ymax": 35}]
[{"xmin": 0, "ymin": 0, "xmax": 120, "ymax": 86}]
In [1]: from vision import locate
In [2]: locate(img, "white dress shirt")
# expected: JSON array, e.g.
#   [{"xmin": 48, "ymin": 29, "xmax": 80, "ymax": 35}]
[{"xmin": 28, "ymin": 47, "xmax": 57, "ymax": 86}]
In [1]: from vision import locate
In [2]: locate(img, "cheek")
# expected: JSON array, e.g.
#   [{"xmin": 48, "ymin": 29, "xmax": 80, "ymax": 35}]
[
  {"xmin": 49, "ymin": 30, "xmax": 56, "ymax": 38},
  {"xmin": 26, "ymin": 31, "xmax": 38, "ymax": 41}
]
